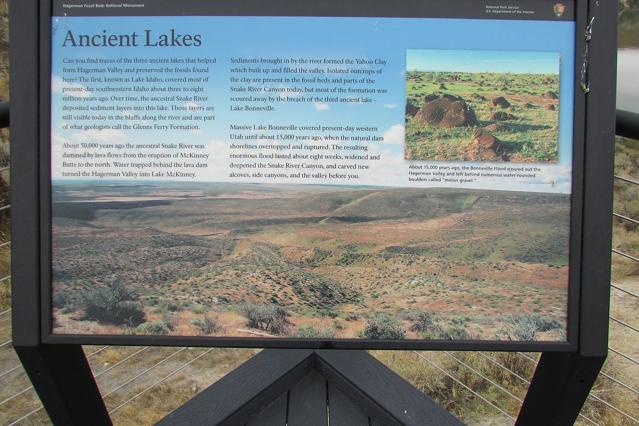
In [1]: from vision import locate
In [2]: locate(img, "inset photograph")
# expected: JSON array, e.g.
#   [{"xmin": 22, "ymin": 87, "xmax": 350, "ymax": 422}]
[{"xmin": 405, "ymin": 49, "xmax": 561, "ymax": 163}]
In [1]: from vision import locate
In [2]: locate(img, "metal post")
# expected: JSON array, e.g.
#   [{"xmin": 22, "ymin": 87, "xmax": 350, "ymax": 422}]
[
  {"xmin": 0, "ymin": 102, "xmax": 9, "ymax": 129},
  {"xmin": 515, "ymin": 352, "xmax": 605, "ymax": 426},
  {"xmin": 518, "ymin": 0, "xmax": 616, "ymax": 422},
  {"xmin": 13, "ymin": 344, "xmax": 112, "ymax": 425},
  {"xmin": 9, "ymin": 1, "xmax": 111, "ymax": 424}
]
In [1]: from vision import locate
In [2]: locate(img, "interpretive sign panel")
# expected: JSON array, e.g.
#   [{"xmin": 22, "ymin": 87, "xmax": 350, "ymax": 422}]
[{"xmin": 47, "ymin": 0, "xmax": 580, "ymax": 347}]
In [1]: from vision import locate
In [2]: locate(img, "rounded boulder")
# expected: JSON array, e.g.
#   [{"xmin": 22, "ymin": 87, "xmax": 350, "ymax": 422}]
[{"xmin": 414, "ymin": 95, "xmax": 478, "ymax": 128}]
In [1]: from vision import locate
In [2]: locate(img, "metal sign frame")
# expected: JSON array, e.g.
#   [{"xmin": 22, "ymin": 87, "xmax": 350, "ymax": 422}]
[
  {"xmin": 8, "ymin": 0, "xmax": 617, "ymax": 424},
  {"xmin": 11, "ymin": 0, "xmax": 614, "ymax": 353}
]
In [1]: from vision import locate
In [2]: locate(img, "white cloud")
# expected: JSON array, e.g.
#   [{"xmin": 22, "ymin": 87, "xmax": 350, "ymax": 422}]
[
  {"xmin": 279, "ymin": 85, "xmax": 303, "ymax": 98},
  {"xmin": 361, "ymin": 143, "xmax": 408, "ymax": 186},
  {"xmin": 273, "ymin": 86, "xmax": 304, "ymax": 104},
  {"xmin": 50, "ymin": 132, "xmax": 73, "ymax": 179},
  {"xmin": 384, "ymin": 103, "xmax": 399, "ymax": 109},
  {"xmin": 71, "ymin": 128, "xmax": 127, "ymax": 144},
  {"xmin": 313, "ymin": 102, "xmax": 330, "ymax": 111},
  {"xmin": 115, "ymin": 109, "xmax": 154, "ymax": 129},
  {"xmin": 207, "ymin": 138, "xmax": 229, "ymax": 153},
  {"xmin": 382, "ymin": 124, "xmax": 405, "ymax": 145},
  {"xmin": 51, "ymin": 131, "xmax": 68, "ymax": 146},
  {"xmin": 51, "ymin": 75, "xmax": 92, "ymax": 98},
  {"xmin": 117, "ymin": 109, "xmax": 136, "ymax": 120}
]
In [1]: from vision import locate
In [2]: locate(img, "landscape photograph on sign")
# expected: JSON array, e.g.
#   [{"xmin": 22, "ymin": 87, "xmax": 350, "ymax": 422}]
[
  {"xmin": 50, "ymin": 182, "xmax": 570, "ymax": 341},
  {"xmin": 404, "ymin": 49, "xmax": 561, "ymax": 163}
]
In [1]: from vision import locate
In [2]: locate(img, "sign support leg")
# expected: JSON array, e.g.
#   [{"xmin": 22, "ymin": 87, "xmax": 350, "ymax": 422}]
[
  {"xmin": 515, "ymin": 351, "xmax": 605, "ymax": 425},
  {"xmin": 14, "ymin": 344, "xmax": 111, "ymax": 426}
]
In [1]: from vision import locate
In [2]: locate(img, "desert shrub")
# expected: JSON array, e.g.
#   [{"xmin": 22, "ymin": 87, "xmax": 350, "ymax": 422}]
[
  {"xmin": 319, "ymin": 309, "xmax": 339, "ymax": 319},
  {"xmin": 163, "ymin": 301, "xmax": 182, "ymax": 312},
  {"xmin": 345, "ymin": 313, "xmax": 360, "ymax": 321},
  {"xmin": 137, "ymin": 320, "xmax": 171, "ymax": 335},
  {"xmin": 408, "ymin": 312, "xmax": 438, "ymax": 333},
  {"xmin": 52, "ymin": 290, "xmax": 77, "ymax": 310},
  {"xmin": 52, "ymin": 292, "xmax": 65, "ymax": 308},
  {"xmin": 82, "ymin": 281, "xmax": 146, "ymax": 326},
  {"xmin": 437, "ymin": 323, "xmax": 471, "ymax": 340},
  {"xmin": 336, "ymin": 251, "xmax": 369, "ymax": 266},
  {"xmin": 191, "ymin": 316, "xmax": 221, "ymax": 335},
  {"xmin": 87, "ymin": 300, "xmax": 145, "ymax": 327},
  {"xmin": 533, "ymin": 316, "xmax": 562, "ymax": 332},
  {"xmin": 499, "ymin": 314, "xmax": 562, "ymax": 341},
  {"xmin": 241, "ymin": 303, "xmax": 291, "ymax": 335},
  {"xmin": 289, "ymin": 271, "xmax": 361, "ymax": 308},
  {"xmin": 306, "ymin": 248, "xmax": 332, "ymax": 265},
  {"xmin": 360, "ymin": 314, "xmax": 405, "ymax": 340},
  {"xmin": 407, "ymin": 313, "xmax": 473, "ymax": 340},
  {"xmin": 192, "ymin": 305, "xmax": 206, "ymax": 314},
  {"xmin": 503, "ymin": 315, "xmax": 537, "ymax": 341},
  {"xmin": 161, "ymin": 313, "xmax": 176, "ymax": 332},
  {"xmin": 295, "ymin": 325, "xmax": 335, "ymax": 339}
]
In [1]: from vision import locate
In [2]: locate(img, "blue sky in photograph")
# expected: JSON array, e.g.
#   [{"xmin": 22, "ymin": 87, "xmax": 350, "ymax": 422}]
[
  {"xmin": 50, "ymin": 16, "xmax": 576, "ymax": 193},
  {"xmin": 407, "ymin": 49, "xmax": 560, "ymax": 74}
]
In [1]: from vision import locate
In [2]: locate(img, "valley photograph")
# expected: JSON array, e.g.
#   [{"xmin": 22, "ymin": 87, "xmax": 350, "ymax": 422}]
[
  {"xmin": 51, "ymin": 182, "xmax": 570, "ymax": 341},
  {"xmin": 405, "ymin": 49, "xmax": 561, "ymax": 163}
]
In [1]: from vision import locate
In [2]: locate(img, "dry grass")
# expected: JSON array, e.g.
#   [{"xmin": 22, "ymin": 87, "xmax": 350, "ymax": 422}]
[{"xmin": 372, "ymin": 350, "xmax": 530, "ymax": 424}]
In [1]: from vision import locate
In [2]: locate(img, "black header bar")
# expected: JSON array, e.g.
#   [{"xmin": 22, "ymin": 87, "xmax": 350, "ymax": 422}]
[{"xmin": 53, "ymin": 0, "xmax": 575, "ymax": 21}]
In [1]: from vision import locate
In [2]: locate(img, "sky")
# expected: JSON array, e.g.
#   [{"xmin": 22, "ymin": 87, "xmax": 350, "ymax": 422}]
[
  {"xmin": 50, "ymin": 16, "xmax": 576, "ymax": 194},
  {"xmin": 407, "ymin": 49, "xmax": 560, "ymax": 74}
]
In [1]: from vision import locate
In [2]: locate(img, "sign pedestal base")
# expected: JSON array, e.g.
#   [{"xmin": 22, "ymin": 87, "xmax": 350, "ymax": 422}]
[
  {"xmin": 14, "ymin": 344, "xmax": 110, "ymax": 425},
  {"xmin": 516, "ymin": 352, "xmax": 606, "ymax": 425},
  {"xmin": 14, "ymin": 345, "xmax": 606, "ymax": 425}
]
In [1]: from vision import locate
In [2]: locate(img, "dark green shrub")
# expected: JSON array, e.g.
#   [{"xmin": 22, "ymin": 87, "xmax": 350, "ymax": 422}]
[
  {"xmin": 137, "ymin": 321, "xmax": 171, "ymax": 335},
  {"xmin": 499, "ymin": 314, "xmax": 562, "ymax": 341},
  {"xmin": 319, "ymin": 309, "xmax": 339, "ymax": 319},
  {"xmin": 82, "ymin": 281, "xmax": 145, "ymax": 326},
  {"xmin": 532, "ymin": 315, "xmax": 562, "ymax": 332},
  {"xmin": 191, "ymin": 316, "xmax": 221, "ymax": 335},
  {"xmin": 52, "ymin": 291, "xmax": 76, "ymax": 310},
  {"xmin": 345, "ymin": 313, "xmax": 360, "ymax": 321},
  {"xmin": 163, "ymin": 301, "xmax": 181, "ymax": 312},
  {"xmin": 508, "ymin": 315, "xmax": 538, "ymax": 341},
  {"xmin": 241, "ymin": 303, "xmax": 291, "ymax": 335},
  {"xmin": 294, "ymin": 325, "xmax": 335, "ymax": 339},
  {"xmin": 161, "ymin": 313, "xmax": 176, "ymax": 331},
  {"xmin": 437, "ymin": 323, "xmax": 471, "ymax": 340},
  {"xmin": 409, "ymin": 312, "xmax": 437, "ymax": 333},
  {"xmin": 407, "ymin": 312, "xmax": 472, "ymax": 340},
  {"xmin": 360, "ymin": 314, "xmax": 405, "ymax": 340}
]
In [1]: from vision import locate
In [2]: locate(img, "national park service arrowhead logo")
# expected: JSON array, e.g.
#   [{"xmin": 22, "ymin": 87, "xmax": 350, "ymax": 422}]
[{"xmin": 553, "ymin": 2, "xmax": 566, "ymax": 17}]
